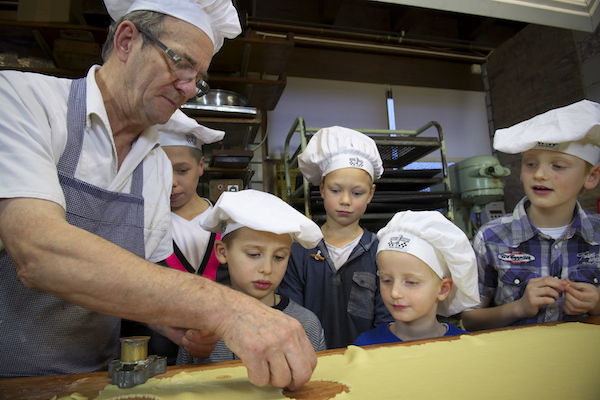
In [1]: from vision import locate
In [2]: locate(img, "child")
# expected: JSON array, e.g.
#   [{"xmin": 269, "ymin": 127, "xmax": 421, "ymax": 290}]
[
  {"xmin": 462, "ymin": 99, "xmax": 600, "ymax": 331},
  {"xmin": 177, "ymin": 189, "xmax": 327, "ymax": 364},
  {"xmin": 278, "ymin": 126, "xmax": 393, "ymax": 349},
  {"xmin": 354, "ymin": 211, "xmax": 480, "ymax": 345},
  {"xmin": 159, "ymin": 110, "xmax": 225, "ymax": 280},
  {"xmin": 121, "ymin": 111, "xmax": 225, "ymax": 364}
]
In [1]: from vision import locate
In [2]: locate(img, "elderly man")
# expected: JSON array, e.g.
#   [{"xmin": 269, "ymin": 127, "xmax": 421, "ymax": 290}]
[{"xmin": 0, "ymin": 0, "xmax": 315, "ymax": 389}]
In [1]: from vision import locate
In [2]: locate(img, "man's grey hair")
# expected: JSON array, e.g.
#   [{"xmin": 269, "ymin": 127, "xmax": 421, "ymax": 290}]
[{"xmin": 101, "ymin": 10, "xmax": 166, "ymax": 62}]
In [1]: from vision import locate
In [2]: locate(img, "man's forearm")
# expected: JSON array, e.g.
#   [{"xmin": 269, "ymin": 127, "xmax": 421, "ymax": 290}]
[{"xmin": 0, "ymin": 197, "xmax": 241, "ymax": 335}]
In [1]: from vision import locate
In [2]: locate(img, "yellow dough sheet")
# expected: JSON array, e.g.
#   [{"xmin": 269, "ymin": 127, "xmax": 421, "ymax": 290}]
[{"xmin": 73, "ymin": 322, "xmax": 600, "ymax": 400}]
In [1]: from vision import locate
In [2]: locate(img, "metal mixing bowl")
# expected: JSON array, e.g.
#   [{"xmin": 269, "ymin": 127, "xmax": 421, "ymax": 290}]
[{"xmin": 193, "ymin": 89, "xmax": 248, "ymax": 106}]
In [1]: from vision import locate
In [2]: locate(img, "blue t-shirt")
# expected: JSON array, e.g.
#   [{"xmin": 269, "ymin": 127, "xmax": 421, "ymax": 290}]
[{"xmin": 354, "ymin": 322, "xmax": 467, "ymax": 346}]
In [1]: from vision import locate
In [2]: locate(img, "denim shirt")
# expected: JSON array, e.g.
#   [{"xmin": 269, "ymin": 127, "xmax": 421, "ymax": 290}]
[
  {"xmin": 278, "ymin": 230, "xmax": 393, "ymax": 348},
  {"xmin": 472, "ymin": 197, "xmax": 600, "ymax": 325}
]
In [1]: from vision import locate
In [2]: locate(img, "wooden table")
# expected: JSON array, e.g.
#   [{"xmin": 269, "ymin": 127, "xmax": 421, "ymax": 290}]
[{"xmin": 2, "ymin": 316, "xmax": 599, "ymax": 400}]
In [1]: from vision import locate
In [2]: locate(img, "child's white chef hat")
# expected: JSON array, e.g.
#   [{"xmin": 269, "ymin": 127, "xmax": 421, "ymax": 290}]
[
  {"xmin": 298, "ymin": 126, "xmax": 383, "ymax": 185},
  {"xmin": 158, "ymin": 110, "xmax": 224, "ymax": 150},
  {"xmin": 198, "ymin": 189, "xmax": 323, "ymax": 249},
  {"xmin": 376, "ymin": 211, "xmax": 480, "ymax": 317},
  {"xmin": 104, "ymin": 0, "xmax": 241, "ymax": 54},
  {"xmin": 493, "ymin": 99, "xmax": 600, "ymax": 165}
]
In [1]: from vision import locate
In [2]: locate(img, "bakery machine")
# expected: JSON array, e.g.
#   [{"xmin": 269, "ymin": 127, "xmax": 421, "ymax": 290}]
[{"xmin": 448, "ymin": 155, "xmax": 510, "ymax": 238}]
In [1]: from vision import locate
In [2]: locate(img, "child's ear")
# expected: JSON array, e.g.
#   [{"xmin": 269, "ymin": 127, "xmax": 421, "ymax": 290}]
[
  {"xmin": 214, "ymin": 240, "xmax": 228, "ymax": 264},
  {"xmin": 583, "ymin": 164, "xmax": 600, "ymax": 190},
  {"xmin": 198, "ymin": 156, "xmax": 206, "ymax": 175},
  {"xmin": 367, "ymin": 183, "xmax": 376, "ymax": 203},
  {"xmin": 437, "ymin": 278, "xmax": 453, "ymax": 301}
]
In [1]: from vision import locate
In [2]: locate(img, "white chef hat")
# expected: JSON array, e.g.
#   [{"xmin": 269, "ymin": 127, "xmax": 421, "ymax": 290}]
[
  {"xmin": 298, "ymin": 126, "xmax": 384, "ymax": 185},
  {"xmin": 493, "ymin": 99, "xmax": 600, "ymax": 165},
  {"xmin": 104, "ymin": 0, "xmax": 241, "ymax": 54},
  {"xmin": 198, "ymin": 189, "xmax": 323, "ymax": 249},
  {"xmin": 157, "ymin": 110, "xmax": 224, "ymax": 151},
  {"xmin": 376, "ymin": 211, "xmax": 480, "ymax": 317}
]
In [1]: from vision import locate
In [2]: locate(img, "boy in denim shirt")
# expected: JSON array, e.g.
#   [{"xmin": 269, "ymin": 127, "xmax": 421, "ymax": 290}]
[
  {"xmin": 278, "ymin": 126, "xmax": 392, "ymax": 348},
  {"xmin": 463, "ymin": 100, "xmax": 600, "ymax": 330}
]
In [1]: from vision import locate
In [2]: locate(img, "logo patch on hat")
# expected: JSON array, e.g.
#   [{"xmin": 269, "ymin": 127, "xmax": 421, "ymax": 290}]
[
  {"xmin": 535, "ymin": 141, "xmax": 558, "ymax": 149},
  {"xmin": 498, "ymin": 251, "xmax": 535, "ymax": 264},
  {"xmin": 387, "ymin": 235, "xmax": 410, "ymax": 249},
  {"xmin": 185, "ymin": 134, "xmax": 198, "ymax": 147},
  {"xmin": 348, "ymin": 157, "xmax": 364, "ymax": 168}
]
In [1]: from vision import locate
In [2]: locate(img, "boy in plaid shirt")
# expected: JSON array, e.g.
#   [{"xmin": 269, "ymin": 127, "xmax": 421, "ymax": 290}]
[{"xmin": 463, "ymin": 100, "xmax": 600, "ymax": 330}]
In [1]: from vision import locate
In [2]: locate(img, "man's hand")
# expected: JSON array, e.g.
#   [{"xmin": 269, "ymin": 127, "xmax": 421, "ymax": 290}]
[
  {"xmin": 563, "ymin": 280, "xmax": 600, "ymax": 315},
  {"xmin": 181, "ymin": 329, "xmax": 220, "ymax": 358},
  {"xmin": 217, "ymin": 297, "xmax": 317, "ymax": 390},
  {"xmin": 516, "ymin": 276, "xmax": 567, "ymax": 318},
  {"xmin": 150, "ymin": 325, "xmax": 219, "ymax": 359}
]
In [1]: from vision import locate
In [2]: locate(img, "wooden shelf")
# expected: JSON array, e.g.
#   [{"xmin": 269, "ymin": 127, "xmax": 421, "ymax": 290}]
[{"xmin": 0, "ymin": 20, "xmax": 294, "ymax": 111}]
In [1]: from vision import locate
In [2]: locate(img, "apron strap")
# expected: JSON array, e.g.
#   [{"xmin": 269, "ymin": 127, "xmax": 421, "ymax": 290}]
[
  {"xmin": 58, "ymin": 78, "xmax": 87, "ymax": 176},
  {"xmin": 58, "ymin": 77, "xmax": 144, "ymax": 196}
]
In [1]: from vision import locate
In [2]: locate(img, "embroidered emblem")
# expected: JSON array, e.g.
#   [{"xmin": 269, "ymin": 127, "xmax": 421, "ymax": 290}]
[
  {"xmin": 577, "ymin": 251, "xmax": 600, "ymax": 265},
  {"xmin": 348, "ymin": 157, "xmax": 364, "ymax": 168},
  {"xmin": 185, "ymin": 134, "xmax": 198, "ymax": 147},
  {"xmin": 310, "ymin": 250, "xmax": 325, "ymax": 261},
  {"xmin": 387, "ymin": 235, "xmax": 410, "ymax": 249},
  {"xmin": 498, "ymin": 251, "xmax": 535, "ymax": 264},
  {"xmin": 535, "ymin": 141, "xmax": 558, "ymax": 149}
]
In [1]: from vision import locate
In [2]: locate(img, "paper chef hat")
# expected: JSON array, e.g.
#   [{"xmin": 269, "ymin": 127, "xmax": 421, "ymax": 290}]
[
  {"xmin": 376, "ymin": 211, "xmax": 480, "ymax": 317},
  {"xmin": 104, "ymin": 0, "xmax": 241, "ymax": 54},
  {"xmin": 298, "ymin": 126, "xmax": 384, "ymax": 185},
  {"xmin": 198, "ymin": 189, "xmax": 323, "ymax": 249},
  {"xmin": 494, "ymin": 99, "xmax": 600, "ymax": 165},
  {"xmin": 158, "ymin": 110, "xmax": 224, "ymax": 150}
]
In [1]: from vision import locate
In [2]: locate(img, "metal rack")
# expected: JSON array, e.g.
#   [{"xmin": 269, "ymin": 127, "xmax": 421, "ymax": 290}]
[{"xmin": 282, "ymin": 117, "xmax": 454, "ymax": 231}]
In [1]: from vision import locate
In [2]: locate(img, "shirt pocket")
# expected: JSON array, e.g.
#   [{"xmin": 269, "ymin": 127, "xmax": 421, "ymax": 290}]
[
  {"xmin": 347, "ymin": 272, "xmax": 376, "ymax": 320},
  {"xmin": 497, "ymin": 267, "xmax": 540, "ymax": 303},
  {"xmin": 568, "ymin": 266, "xmax": 600, "ymax": 286}
]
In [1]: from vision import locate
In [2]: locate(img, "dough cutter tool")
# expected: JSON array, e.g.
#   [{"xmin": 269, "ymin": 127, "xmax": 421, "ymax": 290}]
[{"xmin": 108, "ymin": 336, "xmax": 166, "ymax": 388}]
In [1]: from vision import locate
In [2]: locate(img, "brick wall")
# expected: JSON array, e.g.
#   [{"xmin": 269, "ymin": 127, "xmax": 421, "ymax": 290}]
[{"xmin": 486, "ymin": 24, "xmax": 599, "ymax": 214}]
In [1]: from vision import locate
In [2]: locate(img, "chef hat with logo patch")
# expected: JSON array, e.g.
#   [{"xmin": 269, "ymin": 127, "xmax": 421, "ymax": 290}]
[
  {"xmin": 104, "ymin": 0, "xmax": 241, "ymax": 54},
  {"xmin": 298, "ymin": 126, "xmax": 383, "ymax": 185},
  {"xmin": 198, "ymin": 189, "xmax": 323, "ymax": 249},
  {"xmin": 158, "ymin": 110, "xmax": 224, "ymax": 151},
  {"xmin": 376, "ymin": 211, "xmax": 480, "ymax": 317},
  {"xmin": 493, "ymin": 99, "xmax": 600, "ymax": 165}
]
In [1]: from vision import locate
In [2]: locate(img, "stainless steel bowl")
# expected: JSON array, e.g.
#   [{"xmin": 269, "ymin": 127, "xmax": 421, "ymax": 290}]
[{"xmin": 193, "ymin": 89, "xmax": 248, "ymax": 106}]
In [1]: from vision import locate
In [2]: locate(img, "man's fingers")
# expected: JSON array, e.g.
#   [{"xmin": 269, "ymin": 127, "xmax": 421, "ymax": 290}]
[
  {"xmin": 266, "ymin": 352, "xmax": 293, "ymax": 389},
  {"xmin": 244, "ymin": 357, "xmax": 270, "ymax": 387},
  {"xmin": 284, "ymin": 351, "xmax": 316, "ymax": 390}
]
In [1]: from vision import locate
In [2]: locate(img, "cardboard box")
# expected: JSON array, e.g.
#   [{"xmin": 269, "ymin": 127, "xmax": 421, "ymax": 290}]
[
  {"xmin": 209, "ymin": 179, "xmax": 243, "ymax": 203},
  {"xmin": 18, "ymin": 0, "xmax": 71, "ymax": 22}
]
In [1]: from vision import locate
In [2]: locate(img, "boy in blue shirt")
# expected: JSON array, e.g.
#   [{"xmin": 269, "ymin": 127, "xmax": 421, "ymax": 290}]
[
  {"xmin": 278, "ymin": 126, "xmax": 393, "ymax": 349},
  {"xmin": 463, "ymin": 100, "xmax": 600, "ymax": 330},
  {"xmin": 355, "ymin": 211, "xmax": 479, "ymax": 345}
]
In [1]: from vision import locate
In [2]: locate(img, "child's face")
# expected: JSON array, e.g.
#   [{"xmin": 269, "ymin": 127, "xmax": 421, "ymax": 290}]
[
  {"xmin": 215, "ymin": 227, "xmax": 293, "ymax": 306},
  {"xmin": 377, "ymin": 251, "xmax": 451, "ymax": 324},
  {"xmin": 319, "ymin": 168, "xmax": 375, "ymax": 228},
  {"xmin": 520, "ymin": 149, "xmax": 599, "ymax": 213},
  {"xmin": 163, "ymin": 146, "xmax": 205, "ymax": 211}
]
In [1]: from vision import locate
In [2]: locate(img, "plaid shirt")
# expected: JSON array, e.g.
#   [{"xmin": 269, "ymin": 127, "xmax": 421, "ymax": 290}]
[{"xmin": 472, "ymin": 197, "xmax": 600, "ymax": 326}]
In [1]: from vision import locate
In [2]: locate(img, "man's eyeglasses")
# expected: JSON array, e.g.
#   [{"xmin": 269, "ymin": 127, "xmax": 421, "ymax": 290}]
[{"xmin": 136, "ymin": 25, "xmax": 210, "ymax": 98}]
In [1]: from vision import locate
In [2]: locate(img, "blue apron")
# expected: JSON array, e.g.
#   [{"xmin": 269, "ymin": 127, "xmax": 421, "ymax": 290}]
[{"xmin": 0, "ymin": 78, "xmax": 146, "ymax": 377}]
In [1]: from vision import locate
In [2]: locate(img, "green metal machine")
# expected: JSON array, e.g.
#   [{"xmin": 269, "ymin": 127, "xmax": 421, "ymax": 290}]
[{"xmin": 449, "ymin": 155, "xmax": 511, "ymax": 238}]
